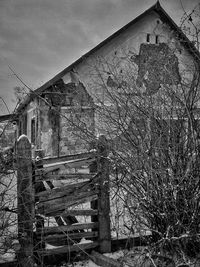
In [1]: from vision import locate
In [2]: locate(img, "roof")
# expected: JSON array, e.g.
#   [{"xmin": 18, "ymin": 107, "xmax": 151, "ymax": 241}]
[{"xmin": 16, "ymin": 0, "xmax": 200, "ymax": 113}]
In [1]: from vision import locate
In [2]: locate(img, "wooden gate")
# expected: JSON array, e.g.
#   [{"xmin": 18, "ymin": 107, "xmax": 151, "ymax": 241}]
[{"xmin": 16, "ymin": 135, "xmax": 111, "ymax": 266}]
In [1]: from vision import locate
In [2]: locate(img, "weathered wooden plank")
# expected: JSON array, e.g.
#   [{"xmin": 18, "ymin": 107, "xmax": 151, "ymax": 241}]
[
  {"xmin": 37, "ymin": 188, "xmax": 98, "ymax": 205},
  {"xmin": 91, "ymin": 251, "xmax": 122, "ymax": 267},
  {"xmin": 40, "ymin": 157, "xmax": 96, "ymax": 173},
  {"xmin": 89, "ymin": 152, "xmax": 98, "ymax": 229},
  {"xmin": 40, "ymin": 242, "xmax": 99, "ymax": 256},
  {"xmin": 36, "ymin": 178, "xmax": 99, "ymax": 202},
  {"xmin": 34, "ymin": 172, "xmax": 80, "ymax": 233},
  {"xmin": 16, "ymin": 135, "xmax": 35, "ymax": 267},
  {"xmin": 38, "ymin": 209, "xmax": 98, "ymax": 217},
  {"xmin": 35, "ymin": 172, "xmax": 96, "ymax": 182},
  {"xmin": 61, "ymin": 209, "xmax": 98, "ymax": 216},
  {"xmin": 36, "ymin": 180, "xmax": 90, "ymax": 199},
  {"xmin": 97, "ymin": 135, "xmax": 111, "ymax": 253},
  {"xmin": 44, "ymin": 231, "xmax": 98, "ymax": 243},
  {"xmin": 37, "ymin": 222, "xmax": 99, "ymax": 235},
  {"xmin": 37, "ymin": 193, "xmax": 98, "ymax": 216},
  {"xmin": 36, "ymin": 151, "xmax": 96, "ymax": 166}
]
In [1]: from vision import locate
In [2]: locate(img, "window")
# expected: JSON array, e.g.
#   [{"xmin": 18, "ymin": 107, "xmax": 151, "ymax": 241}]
[
  {"xmin": 146, "ymin": 33, "xmax": 150, "ymax": 43},
  {"xmin": 155, "ymin": 35, "xmax": 159, "ymax": 44},
  {"xmin": 19, "ymin": 120, "xmax": 22, "ymax": 136},
  {"xmin": 23, "ymin": 114, "xmax": 27, "ymax": 135},
  {"xmin": 31, "ymin": 117, "xmax": 36, "ymax": 145},
  {"xmin": 18, "ymin": 113, "xmax": 27, "ymax": 137}
]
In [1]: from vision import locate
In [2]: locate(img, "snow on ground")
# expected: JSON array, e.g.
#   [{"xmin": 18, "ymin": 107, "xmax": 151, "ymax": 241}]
[
  {"xmin": 59, "ymin": 249, "xmax": 144, "ymax": 267},
  {"xmin": 66, "ymin": 260, "xmax": 101, "ymax": 267}
]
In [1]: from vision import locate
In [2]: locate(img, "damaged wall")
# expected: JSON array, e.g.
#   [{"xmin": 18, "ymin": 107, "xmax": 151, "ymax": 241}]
[
  {"xmin": 60, "ymin": 107, "xmax": 94, "ymax": 155},
  {"xmin": 39, "ymin": 80, "xmax": 94, "ymax": 157},
  {"xmin": 60, "ymin": 9, "xmax": 196, "ymax": 106},
  {"xmin": 17, "ymin": 80, "xmax": 94, "ymax": 158},
  {"xmin": 59, "ymin": 82, "xmax": 95, "ymax": 155},
  {"xmin": 132, "ymin": 42, "xmax": 181, "ymax": 95},
  {"xmin": 39, "ymin": 97, "xmax": 59, "ymax": 157},
  {"xmin": 17, "ymin": 7, "xmax": 198, "ymax": 156}
]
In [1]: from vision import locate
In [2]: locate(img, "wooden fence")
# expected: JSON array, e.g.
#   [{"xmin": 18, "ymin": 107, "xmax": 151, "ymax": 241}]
[{"xmin": 16, "ymin": 135, "xmax": 111, "ymax": 266}]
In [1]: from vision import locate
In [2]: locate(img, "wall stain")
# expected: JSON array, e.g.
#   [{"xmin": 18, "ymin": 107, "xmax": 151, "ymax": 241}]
[{"xmin": 132, "ymin": 43, "xmax": 181, "ymax": 95}]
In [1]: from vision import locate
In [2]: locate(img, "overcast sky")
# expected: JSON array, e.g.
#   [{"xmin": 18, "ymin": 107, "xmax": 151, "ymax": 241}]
[{"xmin": 0, "ymin": 0, "xmax": 199, "ymax": 114}]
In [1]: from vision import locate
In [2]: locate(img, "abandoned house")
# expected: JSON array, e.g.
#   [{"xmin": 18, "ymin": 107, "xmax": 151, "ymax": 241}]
[{"xmin": 1, "ymin": 1, "xmax": 200, "ymax": 157}]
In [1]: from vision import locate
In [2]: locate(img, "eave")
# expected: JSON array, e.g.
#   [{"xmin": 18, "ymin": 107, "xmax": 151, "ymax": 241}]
[{"xmin": 0, "ymin": 114, "xmax": 18, "ymax": 123}]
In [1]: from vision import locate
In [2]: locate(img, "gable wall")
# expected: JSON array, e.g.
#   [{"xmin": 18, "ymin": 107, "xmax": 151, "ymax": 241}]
[
  {"xmin": 63, "ymin": 10, "xmax": 196, "ymax": 99},
  {"xmin": 61, "ymin": 10, "xmax": 197, "ymax": 135}
]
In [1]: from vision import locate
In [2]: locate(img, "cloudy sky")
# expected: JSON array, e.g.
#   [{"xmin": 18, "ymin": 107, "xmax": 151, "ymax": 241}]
[{"xmin": 0, "ymin": 0, "xmax": 199, "ymax": 114}]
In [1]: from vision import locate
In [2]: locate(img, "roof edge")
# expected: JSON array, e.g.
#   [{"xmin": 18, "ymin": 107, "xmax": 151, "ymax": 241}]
[{"xmin": 0, "ymin": 114, "xmax": 18, "ymax": 123}]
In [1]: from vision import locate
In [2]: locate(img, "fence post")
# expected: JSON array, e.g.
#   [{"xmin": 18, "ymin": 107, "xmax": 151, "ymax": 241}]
[
  {"xmin": 89, "ymin": 140, "xmax": 98, "ymax": 235},
  {"xmin": 97, "ymin": 135, "xmax": 111, "ymax": 253},
  {"xmin": 34, "ymin": 149, "xmax": 45, "ymax": 265},
  {"xmin": 16, "ymin": 135, "xmax": 34, "ymax": 266}
]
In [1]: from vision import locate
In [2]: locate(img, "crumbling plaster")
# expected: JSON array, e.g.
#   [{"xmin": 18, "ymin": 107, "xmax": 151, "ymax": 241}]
[
  {"xmin": 17, "ymin": 9, "xmax": 199, "ymax": 157},
  {"xmin": 39, "ymin": 81, "xmax": 94, "ymax": 157},
  {"xmin": 62, "ymin": 10, "xmax": 196, "ymax": 103},
  {"xmin": 132, "ymin": 43, "xmax": 181, "ymax": 95}
]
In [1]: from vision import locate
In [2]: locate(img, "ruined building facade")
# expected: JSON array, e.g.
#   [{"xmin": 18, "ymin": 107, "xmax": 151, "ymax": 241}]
[{"xmin": 14, "ymin": 1, "xmax": 200, "ymax": 157}]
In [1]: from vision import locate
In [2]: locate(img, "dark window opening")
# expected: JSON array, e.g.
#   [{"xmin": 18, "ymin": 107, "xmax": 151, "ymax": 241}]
[
  {"xmin": 19, "ymin": 120, "xmax": 22, "ymax": 136},
  {"xmin": 155, "ymin": 35, "xmax": 159, "ymax": 44},
  {"xmin": 18, "ymin": 113, "xmax": 27, "ymax": 137},
  {"xmin": 31, "ymin": 117, "xmax": 36, "ymax": 145},
  {"xmin": 23, "ymin": 114, "xmax": 27, "ymax": 135},
  {"xmin": 146, "ymin": 33, "xmax": 150, "ymax": 43}
]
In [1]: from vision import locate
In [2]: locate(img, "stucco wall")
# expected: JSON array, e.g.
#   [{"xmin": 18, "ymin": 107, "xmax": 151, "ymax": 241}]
[
  {"xmin": 59, "ymin": 9, "xmax": 198, "ymax": 137},
  {"xmin": 62, "ymin": 10, "xmax": 196, "ymax": 103}
]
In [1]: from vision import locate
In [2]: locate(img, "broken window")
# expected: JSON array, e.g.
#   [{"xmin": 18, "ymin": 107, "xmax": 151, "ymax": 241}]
[
  {"xmin": 146, "ymin": 33, "xmax": 150, "ymax": 43},
  {"xmin": 18, "ymin": 113, "xmax": 27, "ymax": 137},
  {"xmin": 31, "ymin": 117, "xmax": 36, "ymax": 145},
  {"xmin": 155, "ymin": 35, "xmax": 159, "ymax": 44},
  {"xmin": 23, "ymin": 113, "xmax": 27, "ymax": 135},
  {"xmin": 19, "ymin": 120, "xmax": 22, "ymax": 136}
]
